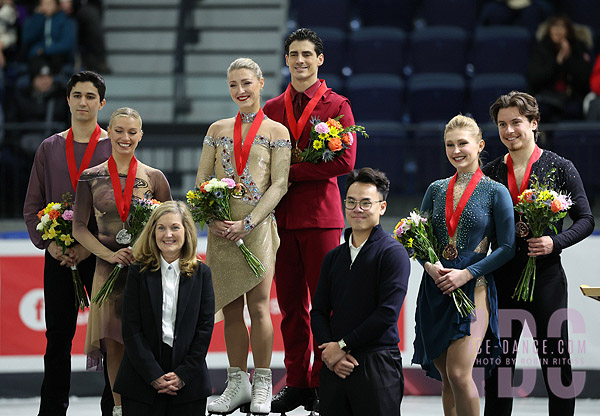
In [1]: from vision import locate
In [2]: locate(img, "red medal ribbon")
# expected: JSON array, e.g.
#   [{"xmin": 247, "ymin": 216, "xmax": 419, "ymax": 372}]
[
  {"xmin": 66, "ymin": 124, "xmax": 102, "ymax": 191},
  {"xmin": 283, "ymin": 80, "xmax": 328, "ymax": 142},
  {"xmin": 445, "ymin": 168, "xmax": 483, "ymax": 238},
  {"xmin": 233, "ymin": 108, "xmax": 264, "ymax": 177},
  {"xmin": 107, "ymin": 155, "xmax": 138, "ymax": 223},
  {"xmin": 506, "ymin": 145, "xmax": 542, "ymax": 205}
]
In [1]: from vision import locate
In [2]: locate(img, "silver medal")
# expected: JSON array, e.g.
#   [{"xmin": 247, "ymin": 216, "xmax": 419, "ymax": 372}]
[{"xmin": 116, "ymin": 228, "xmax": 131, "ymax": 245}]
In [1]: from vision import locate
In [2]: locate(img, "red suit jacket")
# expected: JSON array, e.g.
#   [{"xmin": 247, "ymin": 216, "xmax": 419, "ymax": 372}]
[{"xmin": 263, "ymin": 81, "xmax": 357, "ymax": 229}]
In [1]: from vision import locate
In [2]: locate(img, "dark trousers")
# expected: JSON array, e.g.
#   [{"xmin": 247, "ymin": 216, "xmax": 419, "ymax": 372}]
[
  {"xmin": 319, "ymin": 349, "xmax": 404, "ymax": 416},
  {"xmin": 38, "ymin": 252, "xmax": 114, "ymax": 416},
  {"xmin": 122, "ymin": 343, "xmax": 207, "ymax": 416},
  {"xmin": 274, "ymin": 227, "xmax": 342, "ymax": 388},
  {"xmin": 484, "ymin": 258, "xmax": 576, "ymax": 416}
]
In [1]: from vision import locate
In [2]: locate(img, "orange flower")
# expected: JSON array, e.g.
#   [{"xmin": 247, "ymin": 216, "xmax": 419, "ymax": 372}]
[
  {"xmin": 327, "ymin": 118, "xmax": 343, "ymax": 130},
  {"xmin": 47, "ymin": 210, "xmax": 60, "ymax": 220},
  {"xmin": 200, "ymin": 181, "xmax": 208, "ymax": 193},
  {"xmin": 328, "ymin": 137, "xmax": 342, "ymax": 151},
  {"xmin": 341, "ymin": 133, "xmax": 350, "ymax": 144},
  {"xmin": 37, "ymin": 209, "xmax": 44, "ymax": 220},
  {"xmin": 520, "ymin": 189, "xmax": 534, "ymax": 203},
  {"xmin": 551, "ymin": 199, "xmax": 563, "ymax": 213}
]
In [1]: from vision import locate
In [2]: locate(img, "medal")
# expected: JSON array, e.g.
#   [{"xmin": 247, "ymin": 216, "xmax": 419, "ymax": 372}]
[
  {"xmin": 65, "ymin": 124, "xmax": 102, "ymax": 191},
  {"xmin": 108, "ymin": 155, "xmax": 138, "ymax": 245},
  {"xmin": 234, "ymin": 108, "xmax": 264, "ymax": 176},
  {"xmin": 506, "ymin": 145, "xmax": 542, "ymax": 205},
  {"xmin": 444, "ymin": 168, "xmax": 483, "ymax": 261},
  {"xmin": 443, "ymin": 244, "xmax": 458, "ymax": 261},
  {"xmin": 116, "ymin": 225, "xmax": 132, "ymax": 245},
  {"xmin": 284, "ymin": 80, "xmax": 328, "ymax": 164},
  {"xmin": 515, "ymin": 215, "xmax": 530, "ymax": 238}
]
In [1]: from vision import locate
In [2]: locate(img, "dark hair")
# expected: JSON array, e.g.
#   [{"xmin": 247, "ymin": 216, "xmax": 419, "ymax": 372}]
[
  {"xmin": 285, "ymin": 28, "xmax": 324, "ymax": 56},
  {"xmin": 544, "ymin": 15, "xmax": 577, "ymax": 44},
  {"xmin": 489, "ymin": 90, "xmax": 540, "ymax": 139},
  {"xmin": 345, "ymin": 167, "xmax": 390, "ymax": 200},
  {"xmin": 66, "ymin": 71, "xmax": 106, "ymax": 102}
]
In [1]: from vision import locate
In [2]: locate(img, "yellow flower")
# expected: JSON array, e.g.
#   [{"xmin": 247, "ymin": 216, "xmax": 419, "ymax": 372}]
[
  {"xmin": 538, "ymin": 190, "xmax": 554, "ymax": 201},
  {"xmin": 406, "ymin": 237, "xmax": 414, "ymax": 248},
  {"xmin": 47, "ymin": 227, "xmax": 57, "ymax": 239},
  {"xmin": 60, "ymin": 234, "xmax": 74, "ymax": 246},
  {"xmin": 313, "ymin": 140, "xmax": 323, "ymax": 150},
  {"xmin": 318, "ymin": 133, "xmax": 329, "ymax": 140},
  {"xmin": 328, "ymin": 126, "xmax": 340, "ymax": 137}
]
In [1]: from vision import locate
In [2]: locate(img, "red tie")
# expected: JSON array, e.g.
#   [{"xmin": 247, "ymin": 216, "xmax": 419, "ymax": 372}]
[{"xmin": 293, "ymin": 93, "xmax": 304, "ymax": 120}]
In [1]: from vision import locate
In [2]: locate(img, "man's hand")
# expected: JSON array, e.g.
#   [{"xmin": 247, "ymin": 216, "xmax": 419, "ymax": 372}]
[
  {"xmin": 65, "ymin": 244, "xmax": 91, "ymax": 266},
  {"xmin": 319, "ymin": 342, "xmax": 346, "ymax": 370},
  {"xmin": 48, "ymin": 241, "xmax": 70, "ymax": 265},
  {"xmin": 152, "ymin": 372, "xmax": 183, "ymax": 396},
  {"xmin": 333, "ymin": 354, "xmax": 359, "ymax": 379},
  {"xmin": 527, "ymin": 236, "xmax": 554, "ymax": 257}
]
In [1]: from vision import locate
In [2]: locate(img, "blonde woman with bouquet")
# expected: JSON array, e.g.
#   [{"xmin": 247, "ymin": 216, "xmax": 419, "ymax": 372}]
[
  {"xmin": 196, "ymin": 57, "xmax": 291, "ymax": 414},
  {"xmin": 413, "ymin": 114, "xmax": 515, "ymax": 416},
  {"xmin": 73, "ymin": 107, "xmax": 171, "ymax": 416}
]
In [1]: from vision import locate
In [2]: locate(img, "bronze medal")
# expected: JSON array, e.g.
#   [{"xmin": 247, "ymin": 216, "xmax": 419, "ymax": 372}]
[
  {"xmin": 515, "ymin": 221, "xmax": 530, "ymax": 238},
  {"xmin": 291, "ymin": 144, "xmax": 304, "ymax": 164},
  {"xmin": 442, "ymin": 244, "xmax": 458, "ymax": 261}
]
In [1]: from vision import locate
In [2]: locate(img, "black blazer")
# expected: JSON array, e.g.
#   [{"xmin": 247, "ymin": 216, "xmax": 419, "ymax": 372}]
[{"xmin": 114, "ymin": 261, "xmax": 215, "ymax": 404}]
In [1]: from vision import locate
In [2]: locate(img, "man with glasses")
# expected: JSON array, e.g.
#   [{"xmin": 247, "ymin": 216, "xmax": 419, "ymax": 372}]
[{"xmin": 310, "ymin": 167, "xmax": 409, "ymax": 416}]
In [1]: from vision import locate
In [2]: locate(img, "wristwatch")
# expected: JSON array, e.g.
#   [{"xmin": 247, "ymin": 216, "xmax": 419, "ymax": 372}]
[{"xmin": 337, "ymin": 338, "xmax": 350, "ymax": 352}]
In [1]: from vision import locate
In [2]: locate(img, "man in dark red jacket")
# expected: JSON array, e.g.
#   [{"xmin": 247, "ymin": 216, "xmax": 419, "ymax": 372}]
[{"xmin": 263, "ymin": 28, "xmax": 357, "ymax": 413}]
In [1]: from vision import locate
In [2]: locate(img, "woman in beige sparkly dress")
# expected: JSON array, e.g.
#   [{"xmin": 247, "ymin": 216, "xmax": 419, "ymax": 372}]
[
  {"xmin": 73, "ymin": 108, "xmax": 171, "ymax": 416},
  {"xmin": 196, "ymin": 58, "xmax": 291, "ymax": 415}
]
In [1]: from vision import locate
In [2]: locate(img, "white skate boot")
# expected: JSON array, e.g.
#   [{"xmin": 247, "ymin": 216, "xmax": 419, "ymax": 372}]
[
  {"xmin": 250, "ymin": 368, "xmax": 272, "ymax": 415},
  {"xmin": 207, "ymin": 367, "xmax": 251, "ymax": 415}
]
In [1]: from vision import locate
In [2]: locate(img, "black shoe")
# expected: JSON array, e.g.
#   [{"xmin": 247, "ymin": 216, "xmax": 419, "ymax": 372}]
[{"xmin": 271, "ymin": 386, "xmax": 315, "ymax": 413}]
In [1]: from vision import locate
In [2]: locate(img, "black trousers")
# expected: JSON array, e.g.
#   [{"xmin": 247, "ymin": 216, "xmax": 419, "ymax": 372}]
[
  {"xmin": 319, "ymin": 348, "xmax": 404, "ymax": 416},
  {"xmin": 484, "ymin": 257, "xmax": 576, "ymax": 416},
  {"xmin": 38, "ymin": 252, "xmax": 114, "ymax": 416},
  {"xmin": 122, "ymin": 343, "xmax": 207, "ymax": 416}
]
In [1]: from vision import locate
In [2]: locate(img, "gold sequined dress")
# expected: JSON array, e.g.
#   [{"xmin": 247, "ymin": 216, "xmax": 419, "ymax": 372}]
[{"xmin": 196, "ymin": 113, "xmax": 291, "ymax": 311}]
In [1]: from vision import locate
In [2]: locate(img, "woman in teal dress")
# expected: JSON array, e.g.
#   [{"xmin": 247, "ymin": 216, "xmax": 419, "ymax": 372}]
[{"xmin": 413, "ymin": 115, "xmax": 515, "ymax": 416}]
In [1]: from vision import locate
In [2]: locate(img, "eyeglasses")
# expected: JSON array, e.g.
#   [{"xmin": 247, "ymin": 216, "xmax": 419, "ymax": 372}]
[{"xmin": 344, "ymin": 198, "xmax": 383, "ymax": 210}]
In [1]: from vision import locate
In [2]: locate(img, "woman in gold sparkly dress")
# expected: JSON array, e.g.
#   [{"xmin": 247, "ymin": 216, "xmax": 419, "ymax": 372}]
[
  {"xmin": 196, "ymin": 58, "xmax": 291, "ymax": 414},
  {"xmin": 412, "ymin": 115, "xmax": 515, "ymax": 416},
  {"xmin": 73, "ymin": 108, "xmax": 171, "ymax": 416}
]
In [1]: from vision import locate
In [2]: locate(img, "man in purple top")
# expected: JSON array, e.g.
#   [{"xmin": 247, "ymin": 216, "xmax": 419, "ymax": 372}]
[{"xmin": 23, "ymin": 71, "xmax": 113, "ymax": 416}]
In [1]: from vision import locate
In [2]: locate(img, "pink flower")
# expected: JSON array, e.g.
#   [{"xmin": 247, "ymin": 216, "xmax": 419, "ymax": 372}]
[
  {"xmin": 62, "ymin": 210, "xmax": 74, "ymax": 221},
  {"xmin": 314, "ymin": 122, "xmax": 330, "ymax": 134},
  {"xmin": 221, "ymin": 178, "xmax": 236, "ymax": 189}
]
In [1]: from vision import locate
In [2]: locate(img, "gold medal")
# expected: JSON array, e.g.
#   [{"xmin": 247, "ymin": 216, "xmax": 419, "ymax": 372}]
[{"xmin": 442, "ymin": 244, "xmax": 458, "ymax": 261}]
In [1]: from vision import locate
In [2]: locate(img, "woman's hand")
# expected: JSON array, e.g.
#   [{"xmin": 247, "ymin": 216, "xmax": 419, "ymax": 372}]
[
  {"xmin": 222, "ymin": 220, "xmax": 250, "ymax": 243},
  {"xmin": 152, "ymin": 372, "xmax": 183, "ymax": 395},
  {"xmin": 435, "ymin": 268, "xmax": 473, "ymax": 295},
  {"xmin": 425, "ymin": 261, "xmax": 449, "ymax": 281},
  {"xmin": 108, "ymin": 247, "xmax": 134, "ymax": 266},
  {"xmin": 208, "ymin": 219, "xmax": 229, "ymax": 237}
]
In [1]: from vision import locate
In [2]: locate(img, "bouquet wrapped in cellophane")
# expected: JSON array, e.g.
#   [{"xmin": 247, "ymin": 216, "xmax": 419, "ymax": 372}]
[
  {"xmin": 300, "ymin": 115, "xmax": 368, "ymax": 163},
  {"xmin": 512, "ymin": 170, "xmax": 573, "ymax": 302},
  {"xmin": 36, "ymin": 193, "xmax": 88, "ymax": 311},
  {"xmin": 93, "ymin": 197, "xmax": 162, "ymax": 307},
  {"xmin": 186, "ymin": 178, "xmax": 265, "ymax": 277},
  {"xmin": 393, "ymin": 210, "xmax": 475, "ymax": 318}
]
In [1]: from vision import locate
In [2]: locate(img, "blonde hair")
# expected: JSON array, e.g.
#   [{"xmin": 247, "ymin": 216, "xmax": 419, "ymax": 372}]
[
  {"xmin": 108, "ymin": 107, "xmax": 143, "ymax": 130},
  {"xmin": 444, "ymin": 114, "xmax": 482, "ymax": 142},
  {"xmin": 132, "ymin": 201, "xmax": 198, "ymax": 276},
  {"xmin": 227, "ymin": 57, "xmax": 263, "ymax": 80}
]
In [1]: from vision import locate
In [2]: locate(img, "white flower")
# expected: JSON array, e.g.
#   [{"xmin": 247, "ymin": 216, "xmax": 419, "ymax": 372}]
[
  {"xmin": 36, "ymin": 222, "xmax": 44, "ymax": 231},
  {"xmin": 41, "ymin": 214, "xmax": 50, "ymax": 225},
  {"xmin": 51, "ymin": 203, "xmax": 61, "ymax": 211},
  {"xmin": 410, "ymin": 211, "xmax": 424, "ymax": 226}
]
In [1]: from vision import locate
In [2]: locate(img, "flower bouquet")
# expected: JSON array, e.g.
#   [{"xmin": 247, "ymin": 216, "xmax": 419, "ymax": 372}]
[
  {"xmin": 93, "ymin": 197, "xmax": 162, "ymax": 307},
  {"xmin": 512, "ymin": 171, "xmax": 573, "ymax": 302},
  {"xmin": 393, "ymin": 210, "xmax": 475, "ymax": 318},
  {"xmin": 300, "ymin": 115, "xmax": 368, "ymax": 164},
  {"xmin": 36, "ymin": 193, "xmax": 88, "ymax": 311},
  {"xmin": 186, "ymin": 178, "xmax": 265, "ymax": 277}
]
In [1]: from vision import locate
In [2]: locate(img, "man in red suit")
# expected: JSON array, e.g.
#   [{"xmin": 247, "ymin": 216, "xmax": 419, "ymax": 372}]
[{"xmin": 263, "ymin": 28, "xmax": 357, "ymax": 413}]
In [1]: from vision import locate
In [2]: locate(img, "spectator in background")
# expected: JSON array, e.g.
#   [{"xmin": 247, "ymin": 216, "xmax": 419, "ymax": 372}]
[
  {"xmin": 0, "ymin": 0, "xmax": 18, "ymax": 69},
  {"xmin": 479, "ymin": 0, "xmax": 554, "ymax": 35},
  {"xmin": 21, "ymin": 0, "xmax": 76, "ymax": 75},
  {"xmin": 583, "ymin": 53, "xmax": 600, "ymax": 121},
  {"xmin": 60, "ymin": 0, "xmax": 111, "ymax": 74},
  {"xmin": 526, "ymin": 15, "xmax": 592, "ymax": 121}
]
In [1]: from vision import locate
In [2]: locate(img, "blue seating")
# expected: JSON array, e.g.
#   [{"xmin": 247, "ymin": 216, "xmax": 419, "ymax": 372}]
[
  {"xmin": 345, "ymin": 74, "xmax": 404, "ymax": 122},
  {"xmin": 356, "ymin": 0, "xmax": 417, "ymax": 32},
  {"xmin": 419, "ymin": 0, "xmax": 478, "ymax": 31},
  {"xmin": 289, "ymin": 0, "xmax": 350, "ymax": 30},
  {"xmin": 319, "ymin": 73, "xmax": 344, "ymax": 95},
  {"xmin": 347, "ymin": 27, "xmax": 407, "ymax": 75},
  {"xmin": 471, "ymin": 26, "xmax": 532, "ymax": 74},
  {"xmin": 558, "ymin": 0, "xmax": 600, "ymax": 35},
  {"xmin": 410, "ymin": 123, "xmax": 454, "ymax": 193},
  {"xmin": 406, "ymin": 73, "xmax": 466, "ymax": 123},
  {"xmin": 467, "ymin": 73, "xmax": 527, "ymax": 124},
  {"xmin": 408, "ymin": 26, "xmax": 469, "ymax": 74}
]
